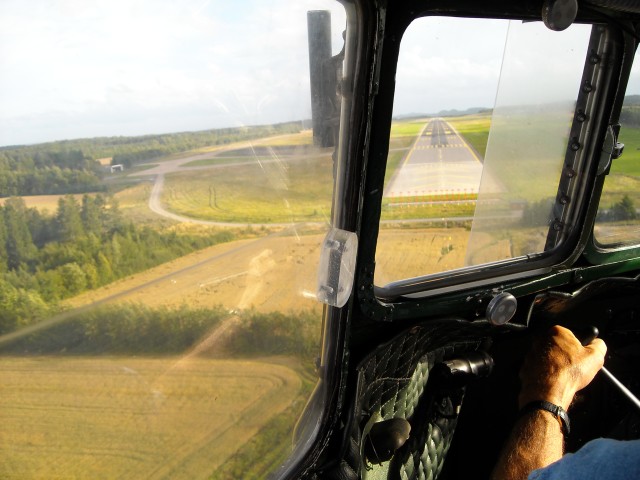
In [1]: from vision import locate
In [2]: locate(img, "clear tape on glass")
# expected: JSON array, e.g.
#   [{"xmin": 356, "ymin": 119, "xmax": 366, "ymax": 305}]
[{"xmin": 316, "ymin": 228, "xmax": 358, "ymax": 308}]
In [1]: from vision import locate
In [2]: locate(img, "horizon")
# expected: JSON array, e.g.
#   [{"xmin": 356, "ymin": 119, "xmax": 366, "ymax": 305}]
[
  {"xmin": 1, "ymin": 2, "xmax": 638, "ymax": 148},
  {"xmin": 0, "ymin": 1, "xmax": 507, "ymax": 147}
]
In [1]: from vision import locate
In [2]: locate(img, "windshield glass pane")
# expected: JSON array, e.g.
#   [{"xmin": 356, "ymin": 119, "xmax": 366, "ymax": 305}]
[
  {"xmin": 0, "ymin": 1, "xmax": 347, "ymax": 478},
  {"xmin": 594, "ymin": 49, "xmax": 640, "ymax": 247},
  {"xmin": 374, "ymin": 18, "xmax": 590, "ymax": 287}
]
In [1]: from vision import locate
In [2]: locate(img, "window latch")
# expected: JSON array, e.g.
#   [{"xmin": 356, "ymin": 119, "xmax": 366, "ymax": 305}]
[
  {"xmin": 610, "ymin": 123, "xmax": 625, "ymax": 160},
  {"xmin": 598, "ymin": 124, "xmax": 625, "ymax": 175}
]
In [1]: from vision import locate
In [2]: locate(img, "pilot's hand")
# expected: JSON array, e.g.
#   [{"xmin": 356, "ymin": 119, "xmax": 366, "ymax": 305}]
[{"xmin": 518, "ymin": 325, "xmax": 607, "ymax": 411}]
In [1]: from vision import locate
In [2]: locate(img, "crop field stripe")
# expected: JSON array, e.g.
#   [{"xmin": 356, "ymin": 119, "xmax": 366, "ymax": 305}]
[{"xmin": 0, "ymin": 357, "xmax": 301, "ymax": 480}]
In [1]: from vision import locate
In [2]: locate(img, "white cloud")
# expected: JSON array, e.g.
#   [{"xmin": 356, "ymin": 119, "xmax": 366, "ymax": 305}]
[
  {"xmin": 392, "ymin": 17, "xmax": 593, "ymax": 116},
  {"xmin": 392, "ymin": 17, "xmax": 508, "ymax": 115},
  {"xmin": 0, "ymin": 2, "xmax": 599, "ymax": 146},
  {"xmin": 0, "ymin": 0, "xmax": 344, "ymax": 145}
]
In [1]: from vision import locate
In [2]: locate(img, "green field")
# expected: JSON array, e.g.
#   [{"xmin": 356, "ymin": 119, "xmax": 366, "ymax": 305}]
[
  {"xmin": 112, "ymin": 114, "xmax": 640, "ymax": 234},
  {"xmin": 600, "ymin": 125, "xmax": 640, "ymax": 206},
  {"xmin": 380, "ymin": 198, "xmax": 476, "ymax": 221},
  {"xmin": 162, "ymin": 155, "xmax": 334, "ymax": 224},
  {"xmin": 181, "ymin": 156, "xmax": 272, "ymax": 168},
  {"xmin": 7, "ymin": 116, "xmax": 639, "ymax": 480},
  {"xmin": 389, "ymin": 119, "xmax": 426, "ymax": 138},
  {"xmin": 448, "ymin": 115, "xmax": 640, "ymax": 209},
  {"xmin": 446, "ymin": 115, "xmax": 640, "ymax": 245},
  {"xmin": 447, "ymin": 113, "xmax": 491, "ymax": 159}
]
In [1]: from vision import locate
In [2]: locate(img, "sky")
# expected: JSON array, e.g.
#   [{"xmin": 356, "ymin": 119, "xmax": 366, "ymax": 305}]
[
  {"xmin": 0, "ymin": 1, "xmax": 638, "ymax": 147},
  {"xmin": 0, "ymin": 0, "xmax": 346, "ymax": 145}
]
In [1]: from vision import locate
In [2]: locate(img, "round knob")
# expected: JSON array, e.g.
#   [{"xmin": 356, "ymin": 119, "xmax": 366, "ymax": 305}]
[{"xmin": 486, "ymin": 292, "xmax": 517, "ymax": 326}]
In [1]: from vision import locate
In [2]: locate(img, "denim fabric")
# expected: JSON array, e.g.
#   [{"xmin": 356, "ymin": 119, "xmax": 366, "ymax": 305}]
[{"xmin": 529, "ymin": 438, "xmax": 640, "ymax": 480}]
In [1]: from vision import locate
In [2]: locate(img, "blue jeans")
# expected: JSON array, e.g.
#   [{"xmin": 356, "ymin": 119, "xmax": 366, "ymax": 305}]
[{"xmin": 529, "ymin": 438, "xmax": 640, "ymax": 480}]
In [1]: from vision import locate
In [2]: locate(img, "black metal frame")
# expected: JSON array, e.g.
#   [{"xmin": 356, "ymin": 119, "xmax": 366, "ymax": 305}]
[{"xmin": 283, "ymin": 2, "xmax": 640, "ymax": 478}]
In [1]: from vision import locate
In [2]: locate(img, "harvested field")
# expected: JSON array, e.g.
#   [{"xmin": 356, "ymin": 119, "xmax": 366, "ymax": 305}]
[
  {"xmin": 0, "ymin": 356, "xmax": 300, "ymax": 480},
  {"xmin": 0, "ymin": 194, "xmax": 95, "ymax": 213},
  {"xmin": 65, "ymin": 227, "xmax": 511, "ymax": 313},
  {"xmin": 375, "ymin": 226, "xmax": 511, "ymax": 284},
  {"xmin": 65, "ymin": 232, "xmax": 326, "ymax": 314}
]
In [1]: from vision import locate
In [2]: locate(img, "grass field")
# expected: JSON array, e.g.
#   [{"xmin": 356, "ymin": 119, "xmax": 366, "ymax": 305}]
[
  {"xmin": 109, "ymin": 117, "xmax": 474, "ymax": 225},
  {"xmin": 594, "ymin": 125, "xmax": 640, "ymax": 244},
  {"xmin": 385, "ymin": 120, "xmax": 425, "ymax": 189},
  {"xmin": 446, "ymin": 116, "xmax": 640, "ymax": 208},
  {"xmin": 10, "ymin": 116, "xmax": 639, "ymax": 480},
  {"xmin": 61, "ymin": 225, "xmax": 510, "ymax": 310},
  {"xmin": 0, "ymin": 356, "xmax": 301, "ymax": 480},
  {"xmin": 64, "ymin": 231, "xmax": 327, "ymax": 314},
  {"xmin": 380, "ymin": 199, "xmax": 476, "ymax": 221},
  {"xmin": 389, "ymin": 118, "xmax": 426, "ymax": 138},
  {"xmin": 447, "ymin": 113, "xmax": 491, "ymax": 159},
  {"xmin": 181, "ymin": 156, "xmax": 272, "ymax": 168},
  {"xmin": 254, "ymin": 130, "xmax": 313, "ymax": 146},
  {"xmin": 189, "ymin": 130, "xmax": 313, "ymax": 155},
  {"xmin": 600, "ymin": 125, "xmax": 640, "ymax": 205},
  {"xmin": 162, "ymin": 155, "xmax": 334, "ymax": 224},
  {"xmin": 375, "ymin": 225, "xmax": 511, "ymax": 284}
]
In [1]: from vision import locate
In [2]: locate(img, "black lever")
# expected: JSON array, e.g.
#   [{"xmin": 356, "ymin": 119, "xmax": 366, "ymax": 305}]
[
  {"xmin": 364, "ymin": 418, "xmax": 411, "ymax": 464},
  {"xmin": 438, "ymin": 351, "xmax": 494, "ymax": 379},
  {"xmin": 576, "ymin": 326, "xmax": 640, "ymax": 412}
]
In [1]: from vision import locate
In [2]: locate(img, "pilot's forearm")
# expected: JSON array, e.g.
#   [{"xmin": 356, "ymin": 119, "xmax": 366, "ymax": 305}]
[
  {"xmin": 490, "ymin": 409, "xmax": 564, "ymax": 480},
  {"xmin": 491, "ymin": 326, "xmax": 606, "ymax": 480}
]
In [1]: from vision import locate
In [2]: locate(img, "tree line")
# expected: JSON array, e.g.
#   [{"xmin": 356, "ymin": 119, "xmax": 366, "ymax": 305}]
[
  {"xmin": 0, "ymin": 195, "xmax": 234, "ymax": 335},
  {"xmin": 109, "ymin": 122, "xmax": 303, "ymax": 168},
  {"xmin": 0, "ymin": 122, "xmax": 305, "ymax": 196},
  {"xmin": 0, "ymin": 304, "xmax": 321, "ymax": 359},
  {"xmin": 596, "ymin": 194, "xmax": 638, "ymax": 222},
  {"xmin": 620, "ymin": 106, "xmax": 640, "ymax": 128},
  {"xmin": 0, "ymin": 149, "xmax": 105, "ymax": 197},
  {"xmin": 1, "ymin": 304, "xmax": 227, "ymax": 355}
]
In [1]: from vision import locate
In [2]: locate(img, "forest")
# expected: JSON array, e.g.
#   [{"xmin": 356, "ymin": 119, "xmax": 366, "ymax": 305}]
[
  {"xmin": 0, "ymin": 149, "xmax": 105, "ymax": 196},
  {"xmin": 0, "ymin": 119, "xmax": 315, "ymax": 355},
  {"xmin": 0, "ymin": 195, "xmax": 234, "ymax": 335},
  {"xmin": 0, "ymin": 121, "xmax": 304, "ymax": 196},
  {"xmin": 621, "ymin": 95, "xmax": 640, "ymax": 127}
]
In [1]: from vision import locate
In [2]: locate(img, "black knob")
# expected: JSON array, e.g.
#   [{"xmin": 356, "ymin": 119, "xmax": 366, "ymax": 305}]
[{"xmin": 364, "ymin": 418, "xmax": 411, "ymax": 464}]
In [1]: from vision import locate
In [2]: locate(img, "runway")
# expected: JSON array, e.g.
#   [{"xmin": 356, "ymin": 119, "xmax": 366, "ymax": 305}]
[{"xmin": 385, "ymin": 118, "xmax": 484, "ymax": 198}]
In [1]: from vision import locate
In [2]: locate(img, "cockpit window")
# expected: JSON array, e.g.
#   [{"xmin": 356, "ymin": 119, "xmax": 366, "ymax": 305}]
[
  {"xmin": 0, "ymin": 1, "xmax": 348, "ymax": 478},
  {"xmin": 374, "ymin": 17, "xmax": 591, "ymax": 289},
  {"xmin": 594, "ymin": 48, "xmax": 640, "ymax": 247}
]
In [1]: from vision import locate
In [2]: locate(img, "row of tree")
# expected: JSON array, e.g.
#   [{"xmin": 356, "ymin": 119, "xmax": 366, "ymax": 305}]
[
  {"xmin": 0, "ymin": 148, "xmax": 104, "ymax": 197},
  {"xmin": 597, "ymin": 194, "xmax": 638, "ymax": 222},
  {"xmin": 520, "ymin": 194, "xmax": 638, "ymax": 226},
  {"xmin": 0, "ymin": 121, "xmax": 305, "ymax": 196},
  {"xmin": 0, "ymin": 148, "xmax": 98, "ymax": 172},
  {"xmin": 2, "ymin": 122, "xmax": 304, "ymax": 163},
  {"xmin": 109, "ymin": 122, "xmax": 303, "ymax": 168},
  {"xmin": 0, "ymin": 195, "xmax": 234, "ymax": 334},
  {"xmin": 620, "ymin": 106, "xmax": 640, "ymax": 128},
  {"xmin": 0, "ymin": 303, "xmax": 321, "ymax": 358},
  {"xmin": 1, "ymin": 303, "xmax": 227, "ymax": 355},
  {"xmin": 0, "ymin": 166, "xmax": 106, "ymax": 197}
]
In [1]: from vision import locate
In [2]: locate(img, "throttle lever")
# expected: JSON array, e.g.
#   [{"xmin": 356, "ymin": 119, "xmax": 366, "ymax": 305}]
[
  {"xmin": 574, "ymin": 325, "xmax": 599, "ymax": 346},
  {"xmin": 575, "ymin": 325, "xmax": 640, "ymax": 412}
]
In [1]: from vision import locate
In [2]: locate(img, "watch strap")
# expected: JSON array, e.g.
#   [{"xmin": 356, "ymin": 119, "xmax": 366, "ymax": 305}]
[{"xmin": 519, "ymin": 400, "xmax": 570, "ymax": 435}]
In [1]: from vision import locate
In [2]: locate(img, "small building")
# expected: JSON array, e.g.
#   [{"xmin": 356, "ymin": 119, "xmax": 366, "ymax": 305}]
[{"xmin": 110, "ymin": 164, "xmax": 124, "ymax": 173}]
